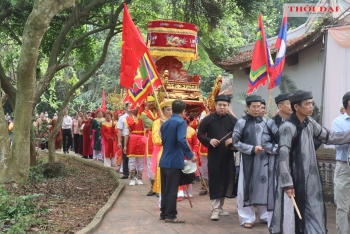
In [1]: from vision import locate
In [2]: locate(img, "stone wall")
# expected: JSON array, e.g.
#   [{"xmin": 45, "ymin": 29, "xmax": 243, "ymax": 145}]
[{"xmin": 316, "ymin": 146, "xmax": 336, "ymax": 204}]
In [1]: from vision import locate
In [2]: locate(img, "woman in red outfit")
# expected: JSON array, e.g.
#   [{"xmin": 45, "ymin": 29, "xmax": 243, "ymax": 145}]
[
  {"xmin": 101, "ymin": 112, "xmax": 117, "ymax": 167},
  {"xmin": 82, "ymin": 112, "xmax": 93, "ymax": 159},
  {"xmin": 51, "ymin": 117, "xmax": 62, "ymax": 150}
]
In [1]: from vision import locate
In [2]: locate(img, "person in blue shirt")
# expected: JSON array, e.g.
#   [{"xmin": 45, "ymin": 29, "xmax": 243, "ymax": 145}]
[
  {"xmin": 332, "ymin": 91, "xmax": 350, "ymax": 234},
  {"xmin": 159, "ymin": 100, "xmax": 196, "ymax": 223}
]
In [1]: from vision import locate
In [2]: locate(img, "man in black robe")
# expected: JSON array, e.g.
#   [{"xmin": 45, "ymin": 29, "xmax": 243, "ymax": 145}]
[{"xmin": 197, "ymin": 95, "xmax": 237, "ymax": 221}]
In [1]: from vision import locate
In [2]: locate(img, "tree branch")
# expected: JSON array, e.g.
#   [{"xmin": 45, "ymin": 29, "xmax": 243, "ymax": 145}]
[
  {"xmin": 34, "ymin": 0, "xmax": 110, "ymax": 108},
  {"xmin": 48, "ymin": 0, "xmax": 110, "ymax": 67},
  {"xmin": 33, "ymin": 63, "xmax": 69, "ymax": 108},
  {"xmin": 0, "ymin": 63, "xmax": 16, "ymax": 108},
  {"xmin": 48, "ymin": 0, "xmax": 125, "ymax": 161},
  {"xmin": 2, "ymin": 94, "xmax": 8, "ymax": 107},
  {"xmin": 73, "ymin": 44, "xmax": 88, "ymax": 49},
  {"xmin": 113, "ymin": 29, "xmax": 122, "ymax": 36},
  {"xmin": 61, "ymin": 25, "xmax": 112, "ymax": 63},
  {"xmin": 79, "ymin": 20, "xmax": 105, "ymax": 27},
  {"xmin": 0, "ymin": 8, "xmax": 13, "ymax": 25},
  {"xmin": 3, "ymin": 23, "xmax": 22, "ymax": 45}
]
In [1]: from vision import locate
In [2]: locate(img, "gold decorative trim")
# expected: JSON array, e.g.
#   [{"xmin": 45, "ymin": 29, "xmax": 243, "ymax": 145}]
[
  {"xmin": 148, "ymin": 28, "xmax": 197, "ymax": 35},
  {"xmin": 165, "ymin": 83, "xmax": 199, "ymax": 91}
]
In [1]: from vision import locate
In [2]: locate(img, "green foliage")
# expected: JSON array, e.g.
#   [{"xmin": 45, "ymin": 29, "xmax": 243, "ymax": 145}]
[
  {"xmin": 278, "ymin": 75, "xmax": 321, "ymax": 124},
  {"xmin": 312, "ymin": 102, "xmax": 320, "ymax": 123},
  {"xmin": 0, "ymin": 186, "xmax": 43, "ymax": 233},
  {"xmin": 234, "ymin": 92, "xmax": 248, "ymax": 105},
  {"xmin": 28, "ymin": 159, "xmax": 45, "ymax": 184},
  {"xmin": 1, "ymin": 0, "xmax": 313, "ymax": 116},
  {"xmin": 279, "ymin": 75, "xmax": 298, "ymax": 94}
]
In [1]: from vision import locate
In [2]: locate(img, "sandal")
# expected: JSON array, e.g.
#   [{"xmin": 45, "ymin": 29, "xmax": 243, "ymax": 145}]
[
  {"xmin": 165, "ymin": 218, "xmax": 185, "ymax": 223},
  {"xmin": 242, "ymin": 223, "xmax": 253, "ymax": 229}
]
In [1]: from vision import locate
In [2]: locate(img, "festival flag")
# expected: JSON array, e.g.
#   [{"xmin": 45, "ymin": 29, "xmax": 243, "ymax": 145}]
[
  {"xmin": 268, "ymin": 14, "xmax": 288, "ymax": 90},
  {"xmin": 120, "ymin": 3, "xmax": 148, "ymax": 89},
  {"xmin": 123, "ymin": 50, "xmax": 163, "ymax": 109},
  {"xmin": 247, "ymin": 14, "xmax": 272, "ymax": 94},
  {"xmin": 101, "ymin": 89, "xmax": 106, "ymax": 112}
]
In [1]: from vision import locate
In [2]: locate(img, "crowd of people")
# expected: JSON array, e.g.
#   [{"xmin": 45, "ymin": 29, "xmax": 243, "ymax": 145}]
[
  {"xmin": 6, "ymin": 89, "xmax": 350, "ymax": 233},
  {"xmin": 55, "ymin": 109, "xmax": 124, "ymax": 168},
  {"xmin": 123, "ymin": 91, "xmax": 350, "ymax": 234}
]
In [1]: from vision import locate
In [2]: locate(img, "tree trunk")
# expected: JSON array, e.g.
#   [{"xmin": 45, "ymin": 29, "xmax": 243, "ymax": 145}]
[
  {"xmin": 30, "ymin": 139, "xmax": 37, "ymax": 166},
  {"xmin": 48, "ymin": 136, "xmax": 56, "ymax": 163},
  {"xmin": 0, "ymin": 0, "xmax": 75, "ymax": 184},
  {"xmin": 47, "ymin": 107, "xmax": 68, "ymax": 163},
  {"xmin": 0, "ymin": 80, "xmax": 13, "ymax": 183}
]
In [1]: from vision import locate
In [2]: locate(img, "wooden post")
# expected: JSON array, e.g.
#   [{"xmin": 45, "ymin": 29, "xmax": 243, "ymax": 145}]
[{"xmin": 267, "ymin": 89, "xmax": 274, "ymax": 118}]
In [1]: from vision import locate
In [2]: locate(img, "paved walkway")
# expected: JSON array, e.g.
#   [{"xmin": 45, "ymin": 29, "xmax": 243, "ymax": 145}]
[
  {"xmin": 55, "ymin": 151, "xmax": 338, "ymax": 233},
  {"xmin": 94, "ymin": 174, "xmax": 338, "ymax": 234}
]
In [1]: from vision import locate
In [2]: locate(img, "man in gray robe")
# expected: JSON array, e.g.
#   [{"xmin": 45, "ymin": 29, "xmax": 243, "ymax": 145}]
[
  {"xmin": 261, "ymin": 93, "xmax": 295, "ymax": 233},
  {"xmin": 278, "ymin": 90, "xmax": 350, "ymax": 234},
  {"xmin": 232, "ymin": 95, "xmax": 269, "ymax": 229}
]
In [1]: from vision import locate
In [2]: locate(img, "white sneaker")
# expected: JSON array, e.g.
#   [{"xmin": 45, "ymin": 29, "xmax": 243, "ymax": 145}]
[
  {"xmin": 219, "ymin": 209, "xmax": 229, "ymax": 216},
  {"xmin": 211, "ymin": 208, "xmax": 220, "ymax": 221},
  {"xmin": 129, "ymin": 179, "xmax": 136, "ymax": 186},
  {"xmin": 136, "ymin": 179, "xmax": 143, "ymax": 185}
]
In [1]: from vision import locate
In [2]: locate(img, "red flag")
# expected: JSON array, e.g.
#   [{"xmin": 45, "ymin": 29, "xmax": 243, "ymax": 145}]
[
  {"xmin": 247, "ymin": 14, "xmax": 272, "ymax": 94},
  {"xmin": 101, "ymin": 89, "xmax": 106, "ymax": 112},
  {"xmin": 120, "ymin": 3, "xmax": 148, "ymax": 89},
  {"xmin": 123, "ymin": 52, "xmax": 162, "ymax": 109}
]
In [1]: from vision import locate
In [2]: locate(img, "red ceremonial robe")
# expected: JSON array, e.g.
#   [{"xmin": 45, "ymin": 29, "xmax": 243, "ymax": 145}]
[
  {"xmin": 125, "ymin": 115, "xmax": 145, "ymax": 157},
  {"xmin": 199, "ymin": 143, "xmax": 208, "ymax": 156},
  {"xmin": 101, "ymin": 121, "xmax": 117, "ymax": 158},
  {"xmin": 82, "ymin": 119, "xmax": 93, "ymax": 157},
  {"xmin": 51, "ymin": 119, "xmax": 62, "ymax": 150}
]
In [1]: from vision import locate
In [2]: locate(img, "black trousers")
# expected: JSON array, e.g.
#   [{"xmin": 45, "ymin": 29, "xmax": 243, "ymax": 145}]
[
  {"xmin": 62, "ymin": 129, "xmax": 72, "ymax": 152},
  {"xmin": 73, "ymin": 134, "xmax": 80, "ymax": 154},
  {"xmin": 122, "ymin": 137, "xmax": 129, "ymax": 176},
  {"xmin": 41, "ymin": 141, "xmax": 48, "ymax": 150},
  {"xmin": 79, "ymin": 135, "xmax": 83, "ymax": 154},
  {"xmin": 160, "ymin": 168, "xmax": 182, "ymax": 219}
]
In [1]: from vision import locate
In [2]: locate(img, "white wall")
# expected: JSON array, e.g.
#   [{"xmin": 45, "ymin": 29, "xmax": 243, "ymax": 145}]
[{"xmin": 229, "ymin": 42, "xmax": 326, "ymax": 118}]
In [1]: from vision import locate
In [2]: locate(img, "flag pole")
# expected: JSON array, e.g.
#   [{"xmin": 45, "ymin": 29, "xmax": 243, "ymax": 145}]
[
  {"xmin": 267, "ymin": 75, "xmax": 274, "ymax": 119},
  {"xmin": 142, "ymin": 56, "xmax": 165, "ymax": 119},
  {"xmin": 160, "ymin": 72, "xmax": 170, "ymax": 100}
]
